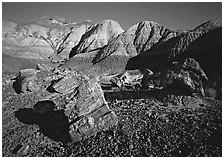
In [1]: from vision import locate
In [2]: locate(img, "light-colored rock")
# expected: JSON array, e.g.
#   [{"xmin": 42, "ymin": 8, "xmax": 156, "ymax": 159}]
[
  {"xmin": 49, "ymin": 73, "xmax": 118, "ymax": 142},
  {"xmin": 2, "ymin": 19, "xmax": 92, "ymax": 60},
  {"xmin": 110, "ymin": 69, "xmax": 143, "ymax": 88},
  {"xmin": 70, "ymin": 20, "xmax": 124, "ymax": 57}
]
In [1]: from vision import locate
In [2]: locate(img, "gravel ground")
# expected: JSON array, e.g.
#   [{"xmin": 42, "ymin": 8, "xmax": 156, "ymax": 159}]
[{"xmin": 2, "ymin": 74, "xmax": 222, "ymax": 157}]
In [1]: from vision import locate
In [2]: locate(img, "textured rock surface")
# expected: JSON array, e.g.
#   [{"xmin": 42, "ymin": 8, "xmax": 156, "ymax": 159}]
[
  {"xmin": 93, "ymin": 21, "xmax": 179, "ymax": 63},
  {"xmin": 191, "ymin": 20, "xmax": 220, "ymax": 33},
  {"xmin": 67, "ymin": 79, "xmax": 117, "ymax": 141},
  {"xmin": 69, "ymin": 20, "xmax": 124, "ymax": 57},
  {"xmin": 110, "ymin": 69, "xmax": 143, "ymax": 88},
  {"xmin": 2, "ymin": 19, "xmax": 92, "ymax": 60},
  {"xmin": 47, "ymin": 72, "xmax": 118, "ymax": 142},
  {"xmin": 162, "ymin": 58, "xmax": 207, "ymax": 96},
  {"xmin": 14, "ymin": 69, "xmax": 40, "ymax": 93}
]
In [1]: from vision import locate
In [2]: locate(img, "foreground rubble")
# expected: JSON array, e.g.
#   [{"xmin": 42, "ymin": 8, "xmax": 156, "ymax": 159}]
[
  {"xmin": 2, "ymin": 80, "xmax": 222, "ymax": 156},
  {"xmin": 2, "ymin": 65, "xmax": 222, "ymax": 156}
]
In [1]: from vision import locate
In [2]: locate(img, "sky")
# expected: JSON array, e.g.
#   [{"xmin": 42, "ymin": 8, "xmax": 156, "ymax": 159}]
[{"xmin": 2, "ymin": 2, "xmax": 222, "ymax": 30}]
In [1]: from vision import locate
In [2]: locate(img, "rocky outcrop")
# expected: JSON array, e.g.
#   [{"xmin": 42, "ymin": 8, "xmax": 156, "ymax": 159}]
[
  {"xmin": 162, "ymin": 58, "xmax": 207, "ymax": 96},
  {"xmin": 69, "ymin": 20, "xmax": 124, "ymax": 58}
]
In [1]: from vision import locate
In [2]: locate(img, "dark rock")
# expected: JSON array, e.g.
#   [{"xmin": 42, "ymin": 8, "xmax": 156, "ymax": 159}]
[
  {"xmin": 182, "ymin": 58, "xmax": 207, "ymax": 81},
  {"xmin": 12, "ymin": 144, "xmax": 23, "ymax": 154},
  {"xmin": 33, "ymin": 100, "xmax": 56, "ymax": 114},
  {"xmin": 13, "ymin": 69, "xmax": 40, "ymax": 93},
  {"xmin": 161, "ymin": 58, "xmax": 207, "ymax": 96},
  {"xmin": 163, "ymin": 69, "xmax": 205, "ymax": 96},
  {"xmin": 141, "ymin": 69, "xmax": 155, "ymax": 89}
]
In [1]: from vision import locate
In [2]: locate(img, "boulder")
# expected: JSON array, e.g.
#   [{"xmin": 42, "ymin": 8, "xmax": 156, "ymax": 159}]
[
  {"xmin": 33, "ymin": 100, "xmax": 56, "ymax": 114},
  {"xmin": 182, "ymin": 58, "xmax": 207, "ymax": 81},
  {"xmin": 110, "ymin": 69, "xmax": 143, "ymax": 88},
  {"xmin": 67, "ymin": 77, "xmax": 118, "ymax": 142},
  {"xmin": 141, "ymin": 69, "xmax": 155, "ymax": 89},
  {"xmin": 162, "ymin": 58, "xmax": 207, "ymax": 96},
  {"xmin": 48, "ymin": 73, "xmax": 118, "ymax": 142},
  {"xmin": 13, "ymin": 69, "xmax": 40, "ymax": 93}
]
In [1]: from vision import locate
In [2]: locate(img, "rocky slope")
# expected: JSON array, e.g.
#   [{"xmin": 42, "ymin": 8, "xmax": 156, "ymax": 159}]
[
  {"xmin": 69, "ymin": 20, "xmax": 124, "ymax": 58},
  {"xmin": 92, "ymin": 21, "xmax": 180, "ymax": 63},
  {"xmin": 2, "ymin": 18, "xmax": 93, "ymax": 61},
  {"xmin": 93, "ymin": 20, "xmax": 220, "ymax": 65}
]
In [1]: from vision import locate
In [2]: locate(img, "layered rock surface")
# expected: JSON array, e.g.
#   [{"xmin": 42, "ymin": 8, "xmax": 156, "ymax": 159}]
[
  {"xmin": 69, "ymin": 20, "xmax": 124, "ymax": 57},
  {"xmin": 47, "ymin": 72, "xmax": 118, "ymax": 142},
  {"xmin": 92, "ymin": 21, "xmax": 179, "ymax": 63},
  {"xmin": 13, "ymin": 67, "xmax": 118, "ymax": 142},
  {"xmin": 2, "ymin": 18, "xmax": 93, "ymax": 60}
]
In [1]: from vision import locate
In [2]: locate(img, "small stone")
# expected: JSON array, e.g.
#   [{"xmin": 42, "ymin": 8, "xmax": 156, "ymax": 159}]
[
  {"xmin": 21, "ymin": 145, "xmax": 29, "ymax": 156},
  {"xmin": 12, "ymin": 144, "xmax": 23, "ymax": 154}
]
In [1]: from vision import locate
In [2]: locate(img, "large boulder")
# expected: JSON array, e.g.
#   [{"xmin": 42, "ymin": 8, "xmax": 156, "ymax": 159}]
[
  {"xmin": 162, "ymin": 58, "xmax": 207, "ymax": 96},
  {"xmin": 49, "ymin": 73, "xmax": 118, "ymax": 142}
]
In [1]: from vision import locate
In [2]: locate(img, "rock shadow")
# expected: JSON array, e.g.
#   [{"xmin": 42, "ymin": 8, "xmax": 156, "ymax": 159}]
[
  {"xmin": 12, "ymin": 77, "xmax": 22, "ymax": 94},
  {"xmin": 14, "ymin": 100, "xmax": 72, "ymax": 145},
  {"xmin": 104, "ymin": 86, "xmax": 192, "ymax": 101}
]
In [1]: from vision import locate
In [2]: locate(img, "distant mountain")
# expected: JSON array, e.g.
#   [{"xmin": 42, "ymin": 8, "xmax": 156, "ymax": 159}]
[
  {"xmin": 2, "ymin": 18, "xmax": 221, "ymax": 80},
  {"xmin": 2, "ymin": 18, "xmax": 94, "ymax": 60}
]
